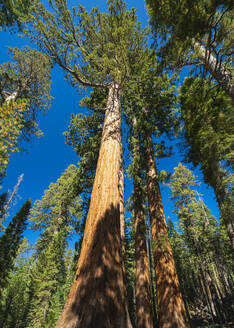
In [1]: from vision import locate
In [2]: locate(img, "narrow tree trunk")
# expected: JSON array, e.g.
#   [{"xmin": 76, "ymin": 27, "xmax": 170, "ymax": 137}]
[
  {"xmin": 145, "ymin": 132, "xmax": 189, "ymax": 328},
  {"xmin": 201, "ymin": 268, "xmax": 217, "ymax": 321},
  {"xmin": 119, "ymin": 154, "xmax": 133, "ymax": 328},
  {"xmin": 56, "ymin": 82, "xmax": 127, "ymax": 328},
  {"xmin": 217, "ymin": 193, "xmax": 234, "ymax": 249},
  {"xmin": 194, "ymin": 42, "xmax": 234, "ymax": 100},
  {"xmin": 134, "ymin": 207, "xmax": 153, "ymax": 328},
  {"xmin": 133, "ymin": 118, "xmax": 154, "ymax": 328},
  {"xmin": 198, "ymin": 272, "xmax": 213, "ymax": 317},
  {"xmin": 119, "ymin": 154, "xmax": 125, "ymax": 257},
  {"xmin": 147, "ymin": 235, "xmax": 158, "ymax": 326}
]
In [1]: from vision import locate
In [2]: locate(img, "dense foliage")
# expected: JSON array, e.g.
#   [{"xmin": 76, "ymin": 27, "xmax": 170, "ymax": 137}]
[{"xmin": 0, "ymin": 0, "xmax": 233, "ymax": 327}]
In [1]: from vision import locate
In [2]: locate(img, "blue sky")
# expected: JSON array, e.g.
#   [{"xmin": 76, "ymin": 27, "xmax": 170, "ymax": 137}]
[{"xmin": 1, "ymin": 0, "xmax": 219, "ymax": 245}]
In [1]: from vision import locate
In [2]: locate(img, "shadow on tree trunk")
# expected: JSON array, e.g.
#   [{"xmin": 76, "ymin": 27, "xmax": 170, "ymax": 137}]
[{"xmin": 56, "ymin": 203, "xmax": 127, "ymax": 328}]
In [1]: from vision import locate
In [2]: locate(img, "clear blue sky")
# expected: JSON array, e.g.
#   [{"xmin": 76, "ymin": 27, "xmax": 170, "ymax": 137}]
[{"xmin": 1, "ymin": 0, "xmax": 219, "ymax": 246}]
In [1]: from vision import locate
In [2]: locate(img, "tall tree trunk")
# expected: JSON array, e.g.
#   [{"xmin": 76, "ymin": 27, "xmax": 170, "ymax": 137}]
[
  {"xmin": 132, "ymin": 117, "xmax": 153, "ymax": 328},
  {"xmin": 119, "ymin": 154, "xmax": 133, "ymax": 328},
  {"xmin": 194, "ymin": 42, "xmax": 234, "ymax": 100},
  {"xmin": 134, "ymin": 205, "xmax": 153, "ymax": 328},
  {"xmin": 119, "ymin": 153, "xmax": 125, "ymax": 257},
  {"xmin": 200, "ymin": 268, "xmax": 217, "ymax": 321},
  {"xmin": 147, "ymin": 235, "xmax": 158, "ymax": 326},
  {"xmin": 145, "ymin": 131, "xmax": 189, "ymax": 328},
  {"xmin": 56, "ymin": 82, "xmax": 128, "ymax": 328}
]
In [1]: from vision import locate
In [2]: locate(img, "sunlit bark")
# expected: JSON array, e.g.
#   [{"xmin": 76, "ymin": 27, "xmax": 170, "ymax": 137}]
[
  {"xmin": 145, "ymin": 132, "xmax": 189, "ymax": 328},
  {"xmin": 56, "ymin": 82, "xmax": 128, "ymax": 328},
  {"xmin": 195, "ymin": 42, "xmax": 234, "ymax": 100}
]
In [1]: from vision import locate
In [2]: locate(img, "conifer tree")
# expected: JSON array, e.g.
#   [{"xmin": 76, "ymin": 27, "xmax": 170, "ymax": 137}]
[
  {"xmin": 26, "ymin": 164, "xmax": 84, "ymax": 328},
  {"xmin": 30, "ymin": 164, "xmax": 82, "ymax": 249},
  {"xmin": 0, "ymin": 238, "xmax": 32, "ymax": 328},
  {"xmin": 144, "ymin": 133, "xmax": 189, "ymax": 328},
  {"xmin": 25, "ymin": 230, "xmax": 67, "ymax": 328},
  {"xmin": 0, "ymin": 192, "xmax": 8, "ymax": 231},
  {"xmin": 28, "ymin": 1, "xmax": 149, "ymax": 326},
  {"xmin": 123, "ymin": 53, "xmax": 189, "ymax": 327},
  {"xmin": 180, "ymin": 77, "xmax": 234, "ymax": 248},
  {"xmin": 0, "ymin": 199, "xmax": 31, "ymax": 293},
  {"xmin": 124, "ymin": 216, "xmax": 136, "ymax": 326},
  {"xmin": 0, "ymin": 0, "xmax": 32, "ymax": 30},
  {"xmin": 131, "ymin": 118, "xmax": 153, "ymax": 328},
  {"xmin": 146, "ymin": 0, "xmax": 234, "ymax": 99},
  {"xmin": 0, "ymin": 47, "xmax": 52, "ymax": 175},
  {"xmin": 170, "ymin": 163, "xmax": 232, "ymax": 322},
  {"xmin": 65, "ymin": 88, "xmax": 134, "ymax": 327},
  {"xmin": 0, "ymin": 47, "xmax": 51, "ymax": 106}
]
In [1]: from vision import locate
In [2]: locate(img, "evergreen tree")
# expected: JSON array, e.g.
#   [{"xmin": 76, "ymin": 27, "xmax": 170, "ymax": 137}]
[
  {"xmin": 26, "ymin": 164, "xmax": 84, "ymax": 328},
  {"xmin": 28, "ymin": 0, "xmax": 149, "ymax": 326},
  {"xmin": 122, "ymin": 52, "xmax": 188, "ymax": 327},
  {"xmin": 0, "ymin": 101, "xmax": 28, "ymax": 176},
  {"xmin": 170, "ymin": 163, "xmax": 232, "ymax": 323},
  {"xmin": 0, "ymin": 47, "xmax": 51, "ymax": 106},
  {"xmin": 63, "ymin": 89, "xmax": 106, "ymax": 209},
  {"xmin": 30, "ymin": 164, "xmax": 83, "ymax": 249},
  {"xmin": 131, "ymin": 118, "xmax": 153, "ymax": 328},
  {"xmin": 124, "ymin": 215, "xmax": 136, "ymax": 327},
  {"xmin": 180, "ymin": 77, "xmax": 234, "ymax": 248},
  {"xmin": 0, "ymin": 199, "xmax": 31, "ymax": 293},
  {"xmin": 0, "ymin": 0, "xmax": 32, "ymax": 30},
  {"xmin": 0, "ymin": 192, "xmax": 8, "ymax": 231},
  {"xmin": 0, "ymin": 47, "xmax": 52, "ymax": 176},
  {"xmin": 144, "ymin": 133, "xmax": 188, "ymax": 328},
  {"xmin": 146, "ymin": 0, "xmax": 234, "ymax": 99},
  {"xmin": 0, "ymin": 238, "xmax": 32, "ymax": 328},
  {"xmin": 25, "ymin": 230, "xmax": 67, "ymax": 328}
]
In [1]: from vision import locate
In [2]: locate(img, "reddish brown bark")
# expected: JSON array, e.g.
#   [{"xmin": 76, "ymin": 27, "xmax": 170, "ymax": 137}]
[
  {"xmin": 145, "ymin": 132, "xmax": 189, "ymax": 328},
  {"xmin": 134, "ymin": 204, "xmax": 154, "ymax": 328},
  {"xmin": 56, "ymin": 83, "xmax": 128, "ymax": 328},
  {"xmin": 119, "ymin": 156, "xmax": 133, "ymax": 328},
  {"xmin": 133, "ymin": 119, "xmax": 154, "ymax": 328}
]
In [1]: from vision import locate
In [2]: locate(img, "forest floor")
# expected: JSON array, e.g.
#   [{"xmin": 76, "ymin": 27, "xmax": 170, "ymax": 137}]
[{"xmin": 190, "ymin": 294, "xmax": 234, "ymax": 327}]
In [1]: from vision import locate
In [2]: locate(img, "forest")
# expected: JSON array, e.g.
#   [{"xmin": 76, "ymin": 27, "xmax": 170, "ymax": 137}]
[{"xmin": 0, "ymin": 0, "xmax": 233, "ymax": 327}]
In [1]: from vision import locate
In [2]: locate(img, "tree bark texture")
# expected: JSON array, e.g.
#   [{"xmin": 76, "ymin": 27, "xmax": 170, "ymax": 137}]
[
  {"xmin": 195, "ymin": 42, "xmax": 234, "ymax": 101},
  {"xmin": 119, "ymin": 154, "xmax": 133, "ymax": 328},
  {"xmin": 147, "ymin": 236, "xmax": 158, "ymax": 327},
  {"xmin": 56, "ymin": 83, "xmax": 128, "ymax": 328},
  {"xmin": 145, "ymin": 132, "xmax": 189, "ymax": 328},
  {"xmin": 133, "ymin": 118, "xmax": 154, "ymax": 328}
]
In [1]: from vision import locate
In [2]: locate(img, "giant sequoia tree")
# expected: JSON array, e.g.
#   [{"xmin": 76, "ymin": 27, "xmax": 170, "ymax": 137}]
[
  {"xmin": 122, "ymin": 52, "xmax": 189, "ymax": 327},
  {"xmin": 27, "ymin": 0, "xmax": 149, "ymax": 326}
]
